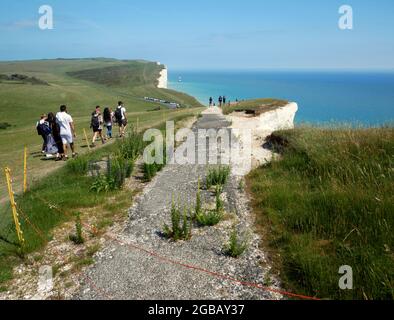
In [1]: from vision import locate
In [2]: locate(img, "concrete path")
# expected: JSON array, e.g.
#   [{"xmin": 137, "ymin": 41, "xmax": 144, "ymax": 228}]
[{"xmin": 76, "ymin": 108, "xmax": 281, "ymax": 300}]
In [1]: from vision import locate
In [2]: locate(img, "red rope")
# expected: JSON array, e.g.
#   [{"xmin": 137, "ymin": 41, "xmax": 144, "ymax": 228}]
[{"xmin": 32, "ymin": 194, "xmax": 321, "ymax": 301}]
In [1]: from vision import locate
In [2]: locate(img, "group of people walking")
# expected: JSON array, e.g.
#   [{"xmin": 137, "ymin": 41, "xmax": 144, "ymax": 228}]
[
  {"xmin": 36, "ymin": 101, "xmax": 127, "ymax": 161},
  {"xmin": 209, "ymin": 96, "xmax": 228, "ymax": 107}
]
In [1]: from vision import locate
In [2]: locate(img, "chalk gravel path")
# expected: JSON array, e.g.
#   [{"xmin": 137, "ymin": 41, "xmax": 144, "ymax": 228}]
[{"xmin": 76, "ymin": 108, "xmax": 281, "ymax": 300}]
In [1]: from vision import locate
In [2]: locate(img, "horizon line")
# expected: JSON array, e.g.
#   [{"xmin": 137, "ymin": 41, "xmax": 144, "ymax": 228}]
[{"xmin": 0, "ymin": 57, "xmax": 393, "ymax": 72}]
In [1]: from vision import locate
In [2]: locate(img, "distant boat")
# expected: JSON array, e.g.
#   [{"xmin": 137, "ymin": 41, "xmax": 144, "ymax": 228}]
[{"xmin": 178, "ymin": 76, "xmax": 182, "ymax": 82}]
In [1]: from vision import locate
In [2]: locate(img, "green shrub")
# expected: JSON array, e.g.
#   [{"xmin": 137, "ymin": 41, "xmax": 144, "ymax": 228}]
[
  {"xmin": 69, "ymin": 213, "xmax": 84, "ymax": 245},
  {"xmin": 206, "ymin": 166, "xmax": 230, "ymax": 189},
  {"xmin": 215, "ymin": 186, "xmax": 224, "ymax": 212},
  {"xmin": 143, "ymin": 163, "xmax": 158, "ymax": 182},
  {"xmin": 142, "ymin": 144, "xmax": 167, "ymax": 182},
  {"xmin": 109, "ymin": 155, "xmax": 130, "ymax": 189},
  {"xmin": 0, "ymin": 122, "xmax": 12, "ymax": 130},
  {"xmin": 67, "ymin": 157, "xmax": 89, "ymax": 175},
  {"xmin": 91, "ymin": 154, "xmax": 134, "ymax": 193},
  {"xmin": 196, "ymin": 210, "xmax": 223, "ymax": 227},
  {"xmin": 225, "ymin": 228, "xmax": 248, "ymax": 258},
  {"xmin": 196, "ymin": 186, "xmax": 224, "ymax": 227},
  {"xmin": 117, "ymin": 130, "xmax": 145, "ymax": 161},
  {"xmin": 90, "ymin": 175, "xmax": 115, "ymax": 193},
  {"xmin": 163, "ymin": 202, "xmax": 192, "ymax": 241}
]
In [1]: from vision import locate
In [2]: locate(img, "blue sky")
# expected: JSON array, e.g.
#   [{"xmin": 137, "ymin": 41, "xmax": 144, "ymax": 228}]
[{"xmin": 0, "ymin": 0, "xmax": 393, "ymax": 70}]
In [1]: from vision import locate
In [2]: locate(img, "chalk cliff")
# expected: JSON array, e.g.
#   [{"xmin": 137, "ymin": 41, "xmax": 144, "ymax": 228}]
[
  {"xmin": 228, "ymin": 102, "xmax": 298, "ymax": 173},
  {"xmin": 157, "ymin": 65, "xmax": 168, "ymax": 89}
]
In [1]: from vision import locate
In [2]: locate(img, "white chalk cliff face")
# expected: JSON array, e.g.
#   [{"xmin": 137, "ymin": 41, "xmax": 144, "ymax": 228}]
[
  {"xmin": 229, "ymin": 102, "xmax": 298, "ymax": 174},
  {"xmin": 254, "ymin": 102, "xmax": 298, "ymax": 132},
  {"xmin": 157, "ymin": 67, "xmax": 168, "ymax": 89}
]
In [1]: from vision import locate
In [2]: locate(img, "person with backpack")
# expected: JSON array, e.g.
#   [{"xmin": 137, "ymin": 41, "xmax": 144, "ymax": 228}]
[
  {"xmin": 91, "ymin": 106, "xmax": 105, "ymax": 147},
  {"xmin": 103, "ymin": 107, "xmax": 113, "ymax": 139},
  {"xmin": 115, "ymin": 101, "xmax": 127, "ymax": 138},
  {"xmin": 209, "ymin": 97, "xmax": 213, "ymax": 107},
  {"xmin": 36, "ymin": 114, "xmax": 51, "ymax": 154},
  {"xmin": 218, "ymin": 96, "xmax": 223, "ymax": 107}
]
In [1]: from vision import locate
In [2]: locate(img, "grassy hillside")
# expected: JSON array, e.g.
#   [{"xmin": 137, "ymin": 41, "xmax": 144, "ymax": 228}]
[
  {"xmin": 0, "ymin": 58, "xmax": 203, "ymax": 200},
  {"xmin": 247, "ymin": 126, "xmax": 394, "ymax": 300}
]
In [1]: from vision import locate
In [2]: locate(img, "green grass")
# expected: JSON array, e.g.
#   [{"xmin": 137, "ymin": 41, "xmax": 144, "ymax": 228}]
[
  {"xmin": 247, "ymin": 126, "xmax": 394, "ymax": 300},
  {"xmin": 223, "ymin": 98, "xmax": 288, "ymax": 115}
]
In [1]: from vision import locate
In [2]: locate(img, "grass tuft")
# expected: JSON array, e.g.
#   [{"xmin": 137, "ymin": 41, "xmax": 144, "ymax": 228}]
[
  {"xmin": 195, "ymin": 186, "xmax": 224, "ymax": 227},
  {"xmin": 206, "ymin": 166, "xmax": 230, "ymax": 189},
  {"xmin": 225, "ymin": 228, "xmax": 248, "ymax": 258},
  {"xmin": 163, "ymin": 201, "xmax": 192, "ymax": 241},
  {"xmin": 69, "ymin": 212, "xmax": 84, "ymax": 245}
]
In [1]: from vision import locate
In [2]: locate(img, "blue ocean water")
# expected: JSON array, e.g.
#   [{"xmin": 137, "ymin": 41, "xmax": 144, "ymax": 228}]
[{"xmin": 169, "ymin": 71, "xmax": 394, "ymax": 126}]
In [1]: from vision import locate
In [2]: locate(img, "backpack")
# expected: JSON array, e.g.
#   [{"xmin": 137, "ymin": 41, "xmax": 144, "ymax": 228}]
[
  {"xmin": 91, "ymin": 113, "xmax": 100, "ymax": 128},
  {"xmin": 37, "ymin": 122, "xmax": 51, "ymax": 136},
  {"xmin": 115, "ymin": 107, "xmax": 123, "ymax": 122},
  {"xmin": 37, "ymin": 123, "xmax": 43, "ymax": 136}
]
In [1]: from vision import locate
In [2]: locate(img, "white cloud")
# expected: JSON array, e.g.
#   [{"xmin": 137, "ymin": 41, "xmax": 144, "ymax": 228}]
[{"xmin": 0, "ymin": 19, "xmax": 37, "ymax": 30}]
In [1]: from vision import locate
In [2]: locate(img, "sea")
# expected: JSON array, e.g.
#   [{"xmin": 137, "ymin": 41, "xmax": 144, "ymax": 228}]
[{"xmin": 169, "ymin": 70, "xmax": 394, "ymax": 126}]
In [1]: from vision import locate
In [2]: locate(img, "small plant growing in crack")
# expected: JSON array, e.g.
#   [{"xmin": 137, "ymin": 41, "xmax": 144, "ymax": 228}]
[
  {"xmin": 206, "ymin": 165, "xmax": 230, "ymax": 190},
  {"xmin": 163, "ymin": 200, "xmax": 192, "ymax": 241},
  {"xmin": 194, "ymin": 177, "xmax": 203, "ymax": 220},
  {"xmin": 238, "ymin": 178, "xmax": 245, "ymax": 193},
  {"xmin": 69, "ymin": 212, "xmax": 85, "ymax": 245},
  {"xmin": 196, "ymin": 185, "xmax": 224, "ymax": 227},
  {"xmin": 225, "ymin": 227, "xmax": 248, "ymax": 258}
]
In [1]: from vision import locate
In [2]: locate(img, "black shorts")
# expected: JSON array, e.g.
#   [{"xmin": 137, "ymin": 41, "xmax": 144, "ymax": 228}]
[
  {"xmin": 118, "ymin": 119, "xmax": 127, "ymax": 127},
  {"xmin": 93, "ymin": 126, "xmax": 102, "ymax": 133}
]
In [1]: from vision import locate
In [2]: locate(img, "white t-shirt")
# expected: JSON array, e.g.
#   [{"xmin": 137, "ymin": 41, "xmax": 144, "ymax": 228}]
[
  {"xmin": 117, "ymin": 106, "xmax": 126, "ymax": 120},
  {"xmin": 56, "ymin": 112, "xmax": 73, "ymax": 137}
]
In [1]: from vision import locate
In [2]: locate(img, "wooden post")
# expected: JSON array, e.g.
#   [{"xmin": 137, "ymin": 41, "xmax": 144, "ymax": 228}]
[
  {"xmin": 23, "ymin": 146, "xmax": 27, "ymax": 193},
  {"xmin": 4, "ymin": 167, "xmax": 25, "ymax": 247},
  {"xmin": 83, "ymin": 129, "xmax": 91, "ymax": 151}
]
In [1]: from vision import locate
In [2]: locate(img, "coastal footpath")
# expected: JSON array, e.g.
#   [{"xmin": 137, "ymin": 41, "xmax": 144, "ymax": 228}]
[{"xmin": 76, "ymin": 107, "xmax": 297, "ymax": 300}]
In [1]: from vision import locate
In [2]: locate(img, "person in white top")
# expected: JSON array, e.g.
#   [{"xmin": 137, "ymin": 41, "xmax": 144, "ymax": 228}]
[
  {"xmin": 114, "ymin": 101, "xmax": 127, "ymax": 137},
  {"xmin": 56, "ymin": 105, "xmax": 77, "ymax": 159}
]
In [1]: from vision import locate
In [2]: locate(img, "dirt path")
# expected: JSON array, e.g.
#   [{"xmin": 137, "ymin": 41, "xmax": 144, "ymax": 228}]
[{"xmin": 76, "ymin": 108, "xmax": 281, "ymax": 300}]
